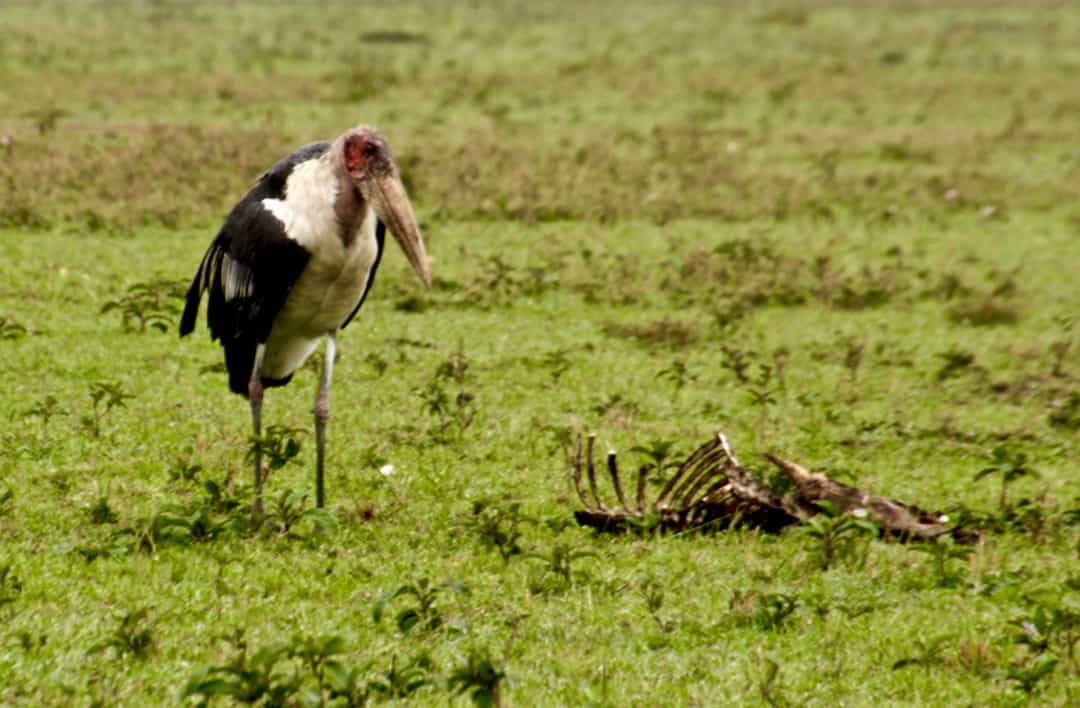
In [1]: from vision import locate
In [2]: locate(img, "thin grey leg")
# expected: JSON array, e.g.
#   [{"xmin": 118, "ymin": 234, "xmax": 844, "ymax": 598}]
[
  {"xmin": 249, "ymin": 343, "xmax": 267, "ymax": 519},
  {"xmin": 314, "ymin": 333, "xmax": 337, "ymax": 508}
]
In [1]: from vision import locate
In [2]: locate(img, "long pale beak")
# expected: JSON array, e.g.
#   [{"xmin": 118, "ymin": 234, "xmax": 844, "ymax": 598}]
[{"xmin": 364, "ymin": 172, "xmax": 432, "ymax": 289}]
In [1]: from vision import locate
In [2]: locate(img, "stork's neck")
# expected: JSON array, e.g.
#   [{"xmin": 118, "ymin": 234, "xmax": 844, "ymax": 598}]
[{"xmin": 326, "ymin": 148, "xmax": 367, "ymax": 247}]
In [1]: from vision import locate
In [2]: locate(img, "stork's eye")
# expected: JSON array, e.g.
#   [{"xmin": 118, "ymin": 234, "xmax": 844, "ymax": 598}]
[{"xmin": 344, "ymin": 137, "xmax": 374, "ymax": 172}]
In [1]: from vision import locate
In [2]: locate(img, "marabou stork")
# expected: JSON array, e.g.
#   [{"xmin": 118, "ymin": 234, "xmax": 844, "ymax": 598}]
[{"xmin": 179, "ymin": 125, "xmax": 431, "ymax": 515}]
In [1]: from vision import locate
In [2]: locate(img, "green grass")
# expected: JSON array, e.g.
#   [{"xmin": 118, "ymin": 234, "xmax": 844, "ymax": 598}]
[{"xmin": 1, "ymin": 1, "xmax": 1079, "ymax": 705}]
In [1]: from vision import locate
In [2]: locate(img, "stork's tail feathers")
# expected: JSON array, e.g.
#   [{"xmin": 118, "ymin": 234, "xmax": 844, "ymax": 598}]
[
  {"xmin": 179, "ymin": 244, "xmax": 221, "ymax": 337},
  {"xmin": 179, "ymin": 276, "xmax": 202, "ymax": 336}
]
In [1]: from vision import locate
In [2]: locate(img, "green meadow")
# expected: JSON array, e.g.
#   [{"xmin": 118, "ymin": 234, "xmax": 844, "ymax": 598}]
[{"xmin": 1, "ymin": 1, "xmax": 1078, "ymax": 705}]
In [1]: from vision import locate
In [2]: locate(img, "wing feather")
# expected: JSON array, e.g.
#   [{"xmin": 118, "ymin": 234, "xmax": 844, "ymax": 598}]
[{"xmin": 179, "ymin": 142, "xmax": 330, "ymax": 394}]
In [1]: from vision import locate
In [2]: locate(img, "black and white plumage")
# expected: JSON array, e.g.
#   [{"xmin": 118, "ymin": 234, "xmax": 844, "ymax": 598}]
[{"xmin": 180, "ymin": 125, "xmax": 431, "ymax": 515}]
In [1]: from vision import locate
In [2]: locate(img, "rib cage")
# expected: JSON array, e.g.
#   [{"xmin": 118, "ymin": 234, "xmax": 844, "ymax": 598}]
[{"xmin": 565, "ymin": 431, "xmax": 978, "ymax": 543}]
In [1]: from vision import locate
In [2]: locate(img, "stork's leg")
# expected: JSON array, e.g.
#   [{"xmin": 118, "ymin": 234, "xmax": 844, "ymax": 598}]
[
  {"xmin": 314, "ymin": 333, "xmax": 337, "ymax": 508},
  {"xmin": 249, "ymin": 343, "xmax": 267, "ymax": 519}
]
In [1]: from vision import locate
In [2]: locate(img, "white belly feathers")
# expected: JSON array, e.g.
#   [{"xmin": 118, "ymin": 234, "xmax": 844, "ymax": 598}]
[{"xmin": 260, "ymin": 158, "xmax": 379, "ymax": 379}]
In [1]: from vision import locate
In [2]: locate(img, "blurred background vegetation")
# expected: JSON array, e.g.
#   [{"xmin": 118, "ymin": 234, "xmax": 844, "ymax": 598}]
[{"xmin": 2, "ymin": 1, "xmax": 1078, "ymax": 230}]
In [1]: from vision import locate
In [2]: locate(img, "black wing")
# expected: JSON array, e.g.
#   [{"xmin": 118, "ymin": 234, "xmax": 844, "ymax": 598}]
[
  {"xmin": 339, "ymin": 219, "xmax": 386, "ymax": 330},
  {"xmin": 180, "ymin": 141, "xmax": 330, "ymax": 395}
]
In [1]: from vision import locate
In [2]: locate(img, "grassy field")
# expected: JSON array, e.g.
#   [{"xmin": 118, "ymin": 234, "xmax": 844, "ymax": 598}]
[{"xmin": 1, "ymin": 1, "xmax": 1079, "ymax": 705}]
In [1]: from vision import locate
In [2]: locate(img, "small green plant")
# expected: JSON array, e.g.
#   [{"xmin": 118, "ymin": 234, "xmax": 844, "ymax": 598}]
[
  {"xmin": 0, "ymin": 487, "xmax": 13, "ymax": 518},
  {"xmin": 1048, "ymin": 391, "xmax": 1080, "ymax": 431},
  {"xmin": 0, "ymin": 315, "xmax": 27, "ymax": 341},
  {"xmin": 367, "ymin": 653, "xmax": 433, "ymax": 700},
  {"xmin": 81, "ymin": 381, "xmax": 134, "ymax": 437},
  {"xmin": 290, "ymin": 633, "xmax": 349, "ymax": 704},
  {"xmin": 264, "ymin": 490, "xmax": 309, "ymax": 535},
  {"xmin": 10, "ymin": 630, "xmax": 47, "ymax": 654},
  {"xmin": 592, "ymin": 392, "xmax": 639, "ymax": 421},
  {"xmin": 246, "ymin": 424, "xmax": 306, "ymax": 472},
  {"xmin": 73, "ymin": 539, "xmax": 132, "ymax": 564},
  {"xmin": 418, "ymin": 378, "xmax": 450, "ymax": 418},
  {"xmin": 167, "ymin": 446, "xmax": 204, "ymax": 484},
  {"xmin": 89, "ymin": 607, "xmax": 156, "ymax": 660},
  {"xmin": 1003, "ymin": 497, "xmax": 1053, "ymax": 541},
  {"xmin": 25, "ymin": 106, "xmax": 68, "ymax": 135},
  {"xmin": 772, "ymin": 347, "xmax": 790, "ymax": 389},
  {"xmin": 109, "ymin": 512, "xmax": 181, "ymax": 554},
  {"xmin": 630, "ymin": 438, "xmax": 682, "ymax": 487},
  {"xmin": 947, "ymin": 299, "xmax": 1019, "ymax": 327},
  {"xmin": 199, "ymin": 476, "xmax": 246, "ymax": 515},
  {"xmin": 86, "ymin": 493, "xmax": 119, "ymax": 525},
  {"xmin": 478, "ymin": 255, "xmax": 520, "ymax": 301},
  {"xmin": 525, "ymin": 542, "xmax": 597, "ymax": 593},
  {"xmin": 751, "ymin": 648, "xmax": 792, "ymax": 708},
  {"xmin": 22, "ymin": 394, "xmax": 60, "ymax": 440},
  {"xmin": 0, "ymin": 564, "xmax": 23, "ymax": 611},
  {"xmin": 720, "ymin": 345, "xmax": 753, "ymax": 383},
  {"xmin": 1049, "ymin": 314, "xmax": 1074, "ymax": 376},
  {"xmin": 891, "ymin": 634, "xmax": 953, "ymax": 670},
  {"xmin": 744, "ymin": 363, "xmax": 777, "ymax": 441},
  {"xmin": 730, "ymin": 590, "xmax": 799, "ymax": 631},
  {"xmin": 842, "ymin": 337, "xmax": 864, "ymax": 396},
  {"xmin": 417, "ymin": 377, "xmax": 477, "ymax": 442},
  {"xmin": 541, "ymin": 348, "xmax": 572, "ymax": 383},
  {"xmin": 755, "ymin": 592, "xmax": 799, "ymax": 631},
  {"xmin": 100, "ymin": 277, "xmax": 185, "ymax": 333},
  {"xmin": 364, "ymin": 350, "xmax": 389, "ymax": 377},
  {"xmin": 637, "ymin": 575, "xmax": 670, "ymax": 632},
  {"xmin": 108, "ymin": 486, "xmax": 253, "ymax": 553},
  {"xmin": 975, "ymin": 444, "xmax": 1039, "ymax": 512},
  {"xmin": 373, "ymin": 578, "xmax": 470, "ymax": 634},
  {"xmin": 911, "ymin": 536, "xmax": 970, "ymax": 588},
  {"xmin": 183, "ymin": 629, "xmax": 383, "ymax": 706},
  {"xmin": 601, "ymin": 317, "xmax": 698, "ymax": 348},
  {"xmin": 182, "ymin": 629, "xmax": 299, "ymax": 705},
  {"xmin": 658, "ymin": 359, "xmax": 696, "ymax": 396},
  {"xmin": 324, "ymin": 662, "xmax": 372, "ymax": 707},
  {"xmin": 795, "ymin": 502, "xmax": 878, "ymax": 571},
  {"xmin": 453, "ymin": 391, "xmax": 478, "ymax": 433},
  {"xmin": 462, "ymin": 500, "xmax": 531, "ymax": 563},
  {"xmin": 448, "ymin": 646, "xmax": 507, "ymax": 708},
  {"xmin": 351, "ymin": 444, "xmax": 388, "ymax": 476},
  {"xmin": 0, "ymin": 314, "xmax": 29, "ymax": 340},
  {"xmin": 436, "ymin": 341, "xmax": 469, "ymax": 383},
  {"xmin": 262, "ymin": 489, "xmax": 337, "ymax": 539},
  {"xmin": 1050, "ymin": 341, "xmax": 1072, "ymax": 378},
  {"xmin": 935, "ymin": 347, "xmax": 978, "ymax": 380},
  {"xmin": 1013, "ymin": 581, "xmax": 1080, "ymax": 671},
  {"xmin": 999, "ymin": 653, "xmax": 1058, "ymax": 695}
]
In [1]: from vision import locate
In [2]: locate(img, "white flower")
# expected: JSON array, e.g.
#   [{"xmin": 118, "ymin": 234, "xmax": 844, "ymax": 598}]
[{"xmin": 379, "ymin": 464, "xmax": 395, "ymax": 477}]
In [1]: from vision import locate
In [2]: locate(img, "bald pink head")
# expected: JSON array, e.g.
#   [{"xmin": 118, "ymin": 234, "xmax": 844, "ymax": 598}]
[{"xmin": 339, "ymin": 125, "xmax": 431, "ymax": 289}]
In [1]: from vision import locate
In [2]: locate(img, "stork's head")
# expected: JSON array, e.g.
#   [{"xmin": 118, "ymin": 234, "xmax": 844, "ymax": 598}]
[{"xmin": 342, "ymin": 125, "xmax": 431, "ymax": 289}]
